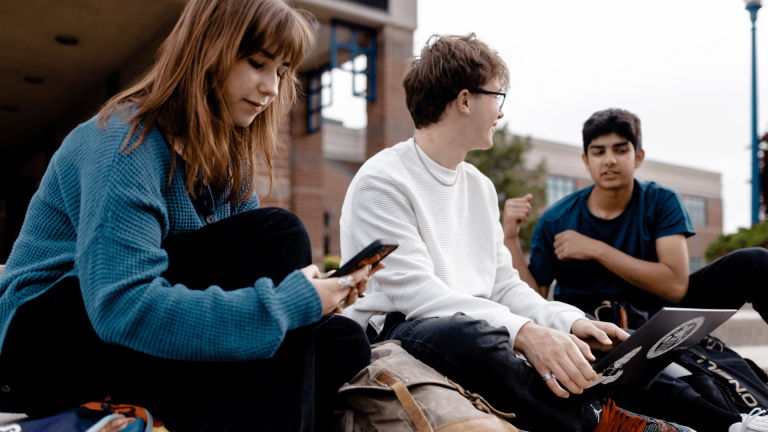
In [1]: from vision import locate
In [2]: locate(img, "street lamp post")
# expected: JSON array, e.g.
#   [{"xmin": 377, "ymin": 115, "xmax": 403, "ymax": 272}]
[{"xmin": 746, "ymin": 0, "xmax": 762, "ymax": 224}]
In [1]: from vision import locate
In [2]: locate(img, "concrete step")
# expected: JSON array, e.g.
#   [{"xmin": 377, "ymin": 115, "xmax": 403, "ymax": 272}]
[
  {"xmin": 710, "ymin": 304, "xmax": 768, "ymax": 370},
  {"xmin": 710, "ymin": 305, "xmax": 768, "ymax": 346}
]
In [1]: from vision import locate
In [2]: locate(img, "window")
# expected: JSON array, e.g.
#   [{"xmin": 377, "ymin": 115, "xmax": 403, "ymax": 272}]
[
  {"xmin": 684, "ymin": 197, "xmax": 707, "ymax": 227},
  {"xmin": 546, "ymin": 177, "xmax": 575, "ymax": 207},
  {"xmin": 330, "ymin": 20, "xmax": 376, "ymax": 102},
  {"xmin": 308, "ymin": 20, "xmax": 376, "ymax": 133},
  {"xmin": 689, "ymin": 256, "xmax": 706, "ymax": 273}
]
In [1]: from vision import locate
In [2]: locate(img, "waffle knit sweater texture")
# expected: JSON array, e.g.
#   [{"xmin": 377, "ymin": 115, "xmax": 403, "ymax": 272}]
[
  {"xmin": 0, "ymin": 114, "xmax": 322, "ymax": 361},
  {"xmin": 340, "ymin": 139, "xmax": 585, "ymax": 347}
]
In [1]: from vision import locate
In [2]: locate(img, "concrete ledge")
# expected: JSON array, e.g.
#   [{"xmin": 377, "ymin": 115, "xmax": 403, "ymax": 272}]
[
  {"xmin": 710, "ymin": 305, "xmax": 768, "ymax": 370},
  {"xmin": 710, "ymin": 305, "xmax": 768, "ymax": 346}
]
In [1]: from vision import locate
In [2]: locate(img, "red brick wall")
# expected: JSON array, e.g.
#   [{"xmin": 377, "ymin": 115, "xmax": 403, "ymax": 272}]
[
  {"xmin": 260, "ymin": 26, "xmax": 416, "ymax": 266},
  {"xmin": 686, "ymin": 197, "xmax": 722, "ymax": 261},
  {"xmin": 258, "ymin": 115, "xmax": 293, "ymax": 210},
  {"xmin": 320, "ymin": 24, "xmax": 419, "ymax": 257},
  {"xmin": 323, "ymin": 160, "xmax": 360, "ymax": 258},
  {"xmin": 366, "ymin": 24, "xmax": 415, "ymax": 159},
  {"xmin": 706, "ymin": 198, "xmax": 723, "ymax": 231},
  {"xmin": 289, "ymin": 83, "xmax": 325, "ymax": 265}
]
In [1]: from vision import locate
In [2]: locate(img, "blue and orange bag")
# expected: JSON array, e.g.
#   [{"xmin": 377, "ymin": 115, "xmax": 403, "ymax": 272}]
[{"xmin": 0, "ymin": 402, "xmax": 167, "ymax": 432}]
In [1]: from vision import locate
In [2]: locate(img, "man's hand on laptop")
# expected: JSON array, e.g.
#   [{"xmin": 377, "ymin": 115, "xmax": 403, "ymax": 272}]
[
  {"xmin": 514, "ymin": 321, "xmax": 598, "ymax": 398},
  {"xmin": 571, "ymin": 318, "xmax": 630, "ymax": 352}
]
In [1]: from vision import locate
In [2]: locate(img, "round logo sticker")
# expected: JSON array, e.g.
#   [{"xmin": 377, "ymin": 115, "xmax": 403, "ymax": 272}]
[{"xmin": 646, "ymin": 317, "xmax": 705, "ymax": 359}]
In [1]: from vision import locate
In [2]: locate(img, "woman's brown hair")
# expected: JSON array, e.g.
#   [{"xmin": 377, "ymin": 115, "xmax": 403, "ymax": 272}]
[
  {"xmin": 403, "ymin": 33, "xmax": 509, "ymax": 129},
  {"xmin": 99, "ymin": 0, "xmax": 315, "ymax": 203}
]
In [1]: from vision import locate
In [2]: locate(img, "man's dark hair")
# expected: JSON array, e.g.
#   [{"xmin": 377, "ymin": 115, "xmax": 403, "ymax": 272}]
[
  {"xmin": 582, "ymin": 108, "xmax": 642, "ymax": 155},
  {"xmin": 403, "ymin": 33, "xmax": 509, "ymax": 129}
]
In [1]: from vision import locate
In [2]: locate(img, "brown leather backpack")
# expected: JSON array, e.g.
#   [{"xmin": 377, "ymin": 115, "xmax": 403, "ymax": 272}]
[{"xmin": 334, "ymin": 341, "xmax": 518, "ymax": 432}]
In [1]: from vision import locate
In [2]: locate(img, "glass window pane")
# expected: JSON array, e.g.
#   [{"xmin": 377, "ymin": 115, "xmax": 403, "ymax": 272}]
[
  {"xmin": 335, "ymin": 25, "xmax": 351, "ymax": 45},
  {"xmin": 684, "ymin": 197, "xmax": 707, "ymax": 227},
  {"xmin": 546, "ymin": 177, "xmax": 575, "ymax": 207},
  {"xmin": 356, "ymin": 29, "xmax": 371, "ymax": 49},
  {"xmin": 689, "ymin": 256, "xmax": 706, "ymax": 273}
]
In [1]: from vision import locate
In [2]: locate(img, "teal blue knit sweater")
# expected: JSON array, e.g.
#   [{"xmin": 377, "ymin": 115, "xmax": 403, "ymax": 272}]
[{"xmin": 0, "ymin": 114, "xmax": 322, "ymax": 361}]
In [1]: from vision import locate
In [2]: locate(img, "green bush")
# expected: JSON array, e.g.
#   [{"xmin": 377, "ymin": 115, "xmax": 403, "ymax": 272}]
[
  {"xmin": 324, "ymin": 255, "xmax": 341, "ymax": 272},
  {"xmin": 705, "ymin": 221, "xmax": 768, "ymax": 262}
]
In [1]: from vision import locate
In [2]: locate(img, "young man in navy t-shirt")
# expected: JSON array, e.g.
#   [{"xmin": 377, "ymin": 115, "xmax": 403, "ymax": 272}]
[{"xmin": 504, "ymin": 108, "xmax": 768, "ymax": 326}]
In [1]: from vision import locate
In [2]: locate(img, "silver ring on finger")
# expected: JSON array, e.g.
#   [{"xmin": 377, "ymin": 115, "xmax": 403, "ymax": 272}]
[
  {"xmin": 542, "ymin": 373, "xmax": 557, "ymax": 382},
  {"xmin": 338, "ymin": 275, "xmax": 354, "ymax": 289}
]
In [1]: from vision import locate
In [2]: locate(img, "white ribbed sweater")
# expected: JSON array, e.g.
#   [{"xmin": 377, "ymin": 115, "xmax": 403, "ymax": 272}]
[{"xmin": 340, "ymin": 139, "xmax": 584, "ymax": 346}]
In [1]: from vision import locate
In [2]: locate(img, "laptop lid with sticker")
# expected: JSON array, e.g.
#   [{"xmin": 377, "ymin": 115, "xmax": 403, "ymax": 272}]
[{"xmin": 587, "ymin": 307, "xmax": 736, "ymax": 389}]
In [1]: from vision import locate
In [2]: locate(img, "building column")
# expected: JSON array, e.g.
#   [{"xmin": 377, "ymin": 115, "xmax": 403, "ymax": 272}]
[
  {"xmin": 366, "ymin": 24, "xmax": 415, "ymax": 159},
  {"xmin": 290, "ymin": 78, "xmax": 325, "ymax": 265},
  {"xmin": 257, "ymin": 115, "xmax": 292, "ymax": 210}
]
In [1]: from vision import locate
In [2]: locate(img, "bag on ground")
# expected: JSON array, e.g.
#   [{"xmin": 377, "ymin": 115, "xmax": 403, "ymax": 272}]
[
  {"xmin": 593, "ymin": 301, "xmax": 768, "ymax": 431},
  {"xmin": 334, "ymin": 341, "xmax": 518, "ymax": 432},
  {"xmin": 0, "ymin": 402, "xmax": 167, "ymax": 432}
]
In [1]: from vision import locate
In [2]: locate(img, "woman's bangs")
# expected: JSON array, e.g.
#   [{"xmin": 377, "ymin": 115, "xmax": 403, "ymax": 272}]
[{"xmin": 260, "ymin": 10, "xmax": 312, "ymax": 69}]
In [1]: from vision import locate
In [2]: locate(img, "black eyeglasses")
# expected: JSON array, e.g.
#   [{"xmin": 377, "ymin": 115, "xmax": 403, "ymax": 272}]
[{"xmin": 464, "ymin": 87, "xmax": 506, "ymax": 110}]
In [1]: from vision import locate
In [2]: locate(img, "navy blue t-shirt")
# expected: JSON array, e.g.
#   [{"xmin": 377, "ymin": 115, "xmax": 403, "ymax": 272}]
[{"xmin": 528, "ymin": 179, "xmax": 695, "ymax": 312}]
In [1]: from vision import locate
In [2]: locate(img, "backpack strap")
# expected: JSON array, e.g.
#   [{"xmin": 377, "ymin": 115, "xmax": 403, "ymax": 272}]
[
  {"xmin": 449, "ymin": 380, "xmax": 516, "ymax": 419},
  {"xmin": 378, "ymin": 371, "xmax": 434, "ymax": 432}
]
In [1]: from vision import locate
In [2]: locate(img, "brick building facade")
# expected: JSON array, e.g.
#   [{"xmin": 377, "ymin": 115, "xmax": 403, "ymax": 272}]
[
  {"xmin": 0, "ymin": 0, "xmax": 417, "ymax": 265},
  {"xmin": 261, "ymin": 0, "xmax": 418, "ymax": 264},
  {"xmin": 1, "ymin": 0, "xmax": 723, "ymax": 271}
]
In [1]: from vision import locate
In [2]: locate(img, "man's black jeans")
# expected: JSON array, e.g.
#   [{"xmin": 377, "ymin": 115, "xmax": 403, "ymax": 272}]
[
  {"xmin": 0, "ymin": 208, "xmax": 370, "ymax": 432},
  {"xmin": 370, "ymin": 312, "xmax": 595, "ymax": 432},
  {"xmin": 681, "ymin": 247, "xmax": 768, "ymax": 321}
]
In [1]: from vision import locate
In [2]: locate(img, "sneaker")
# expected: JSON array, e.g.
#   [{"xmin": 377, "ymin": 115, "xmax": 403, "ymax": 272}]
[
  {"xmin": 729, "ymin": 408, "xmax": 768, "ymax": 432},
  {"xmin": 586, "ymin": 398, "xmax": 696, "ymax": 432}
]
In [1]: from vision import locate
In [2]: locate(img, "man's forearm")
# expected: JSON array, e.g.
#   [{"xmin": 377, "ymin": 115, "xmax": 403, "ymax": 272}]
[
  {"xmin": 591, "ymin": 243, "xmax": 687, "ymax": 304},
  {"xmin": 504, "ymin": 236, "xmax": 546, "ymax": 298}
]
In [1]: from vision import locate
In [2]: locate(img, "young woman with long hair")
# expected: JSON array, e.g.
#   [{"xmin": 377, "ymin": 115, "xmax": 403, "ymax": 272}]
[{"xmin": 0, "ymin": 0, "xmax": 374, "ymax": 430}]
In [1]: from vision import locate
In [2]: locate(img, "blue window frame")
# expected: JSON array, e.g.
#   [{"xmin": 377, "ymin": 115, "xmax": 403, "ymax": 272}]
[
  {"xmin": 307, "ymin": 65, "xmax": 331, "ymax": 133},
  {"xmin": 307, "ymin": 20, "xmax": 377, "ymax": 133},
  {"xmin": 330, "ymin": 19, "xmax": 376, "ymax": 102}
]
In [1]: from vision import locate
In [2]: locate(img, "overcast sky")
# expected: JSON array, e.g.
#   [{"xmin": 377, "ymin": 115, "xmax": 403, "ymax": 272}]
[{"xmin": 323, "ymin": 0, "xmax": 768, "ymax": 234}]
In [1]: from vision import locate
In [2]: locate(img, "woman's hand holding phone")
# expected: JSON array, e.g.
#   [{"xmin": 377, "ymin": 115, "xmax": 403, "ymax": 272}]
[{"xmin": 301, "ymin": 262, "xmax": 384, "ymax": 317}]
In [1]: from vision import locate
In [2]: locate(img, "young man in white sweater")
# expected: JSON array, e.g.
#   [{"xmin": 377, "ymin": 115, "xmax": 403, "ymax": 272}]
[{"xmin": 340, "ymin": 34, "xmax": 693, "ymax": 432}]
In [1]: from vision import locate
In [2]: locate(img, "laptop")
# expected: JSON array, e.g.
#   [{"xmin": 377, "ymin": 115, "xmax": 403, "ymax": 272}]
[{"xmin": 587, "ymin": 307, "xmax": 737, "ymax": 389}]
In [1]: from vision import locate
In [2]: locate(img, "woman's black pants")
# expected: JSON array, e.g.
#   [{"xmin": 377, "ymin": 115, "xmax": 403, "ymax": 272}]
[{"xmin": 0, "ymin": 208, "xmax": 371, "ymax": 432}]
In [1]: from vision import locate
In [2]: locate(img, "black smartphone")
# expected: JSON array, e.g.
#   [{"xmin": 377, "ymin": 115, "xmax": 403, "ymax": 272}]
[{"xmin": 334, "ymin": 239, "xmax": 399, "ymax": 277}]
